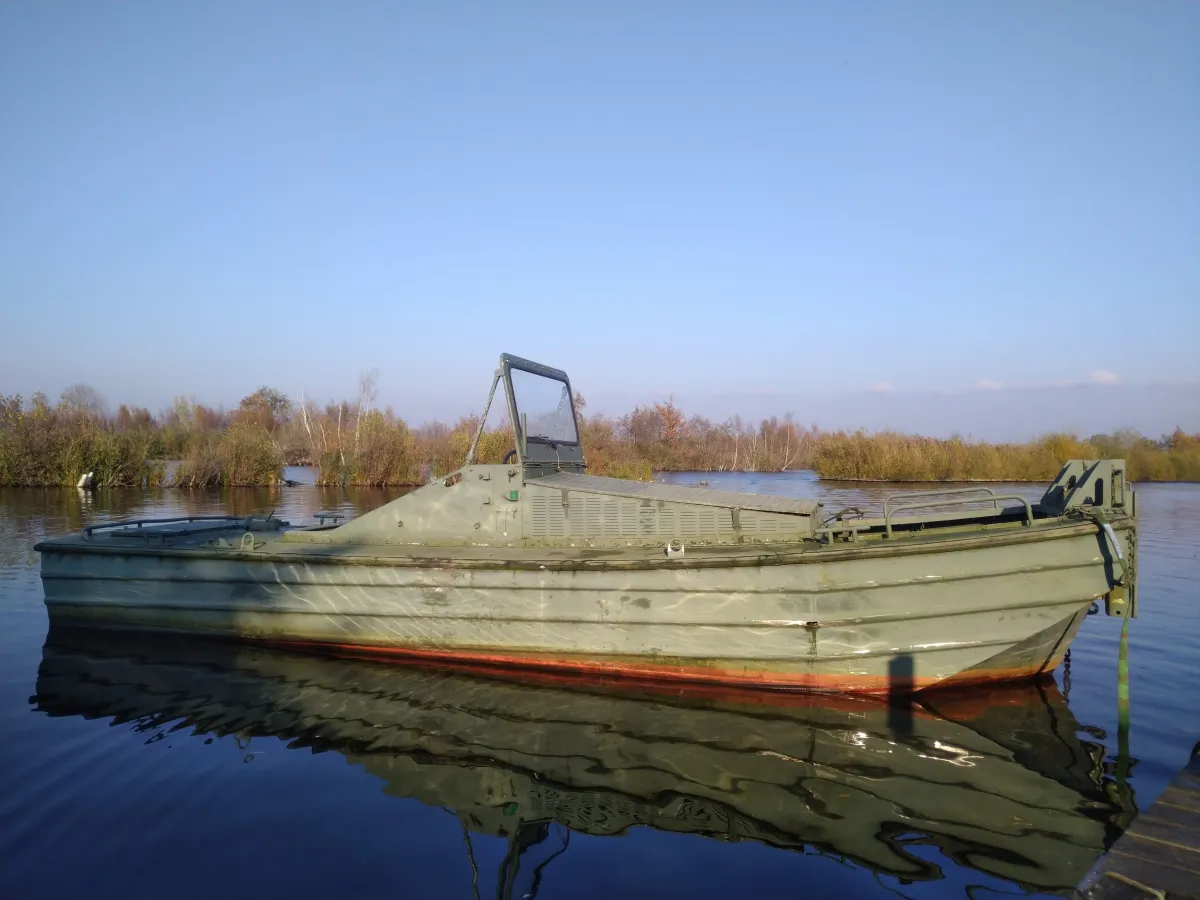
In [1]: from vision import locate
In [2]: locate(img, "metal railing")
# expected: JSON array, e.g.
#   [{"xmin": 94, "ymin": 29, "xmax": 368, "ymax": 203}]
[
  {"xmin": 82, "ymin": 515, "xmax": 277, "ymax": 541},
  {"xmin": 884, "ymin": 494, "xmax": 1033, "ymax": 537},
  {"xmin": 882, "ymin": 487, "xmax": 999, "ymax": 521}
]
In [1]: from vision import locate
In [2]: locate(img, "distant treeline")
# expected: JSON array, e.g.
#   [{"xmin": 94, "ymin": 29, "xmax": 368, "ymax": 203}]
[{"xmin": 1, "ymin": 380, "xmax": 1197, "ymax": 487}]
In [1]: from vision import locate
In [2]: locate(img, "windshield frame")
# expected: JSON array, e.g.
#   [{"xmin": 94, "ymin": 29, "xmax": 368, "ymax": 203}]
[{"xmin": 504, "ymin": 357, "xmax": 581, "ymax": 448}]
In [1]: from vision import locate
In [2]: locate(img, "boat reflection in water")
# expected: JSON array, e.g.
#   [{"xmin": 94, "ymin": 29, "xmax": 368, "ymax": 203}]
[{"xmin": 33, "ymin": 626, "xmax": 1135, "ymax": 895}]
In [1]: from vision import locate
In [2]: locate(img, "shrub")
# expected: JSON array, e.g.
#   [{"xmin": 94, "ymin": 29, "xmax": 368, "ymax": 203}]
[
  {"xmin": 0, "ymin": 395, "xmax": 164, "ymax": 487},
  {"xmin": 171, "ymin": 422, "xmax": 282, "ymax": 487}
]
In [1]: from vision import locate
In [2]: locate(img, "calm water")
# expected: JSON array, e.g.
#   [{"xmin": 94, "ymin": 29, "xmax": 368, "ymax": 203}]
[{"xmin": 1, "ymin": 472, "xmax": 1197, "ymax": 899}]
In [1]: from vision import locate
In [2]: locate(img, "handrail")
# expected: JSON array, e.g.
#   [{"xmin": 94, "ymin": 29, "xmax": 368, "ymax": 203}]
[
  {"xmin": 82, "ymin": 515, "xmax": 275, "ymax": 540},
  {"xmin": 83, "ymin": 515, "xmax": 244, "ymax": 537},
  {"xmin": 884, "ymin": 494, "xmax": 1033, "ymax": 537},
  {"xmin": 821, "ymin": 506, "xmax": 866, "ymax": 527},
  {"xmin": 883, "ymin": 487, "xmax": 998, "ymax": 521}
]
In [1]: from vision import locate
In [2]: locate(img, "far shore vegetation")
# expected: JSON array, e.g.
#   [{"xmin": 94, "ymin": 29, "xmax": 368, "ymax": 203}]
[{"xmin": 2, "ymin": 379, "xmax": 1197, "ymax": 488}]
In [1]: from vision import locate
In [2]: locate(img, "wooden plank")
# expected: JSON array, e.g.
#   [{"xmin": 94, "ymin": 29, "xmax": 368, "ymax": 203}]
[
  {"xmin": 1076, "ymin": 742, "xmax": 1200, "ymax": 899},
  {"xmin": 1156, "ymin": 783, "xmax": 1200, "ymax": 815},
  {"xmin": 1082, "ymin": 852, "xmax": 1200, "ymax": 899}
]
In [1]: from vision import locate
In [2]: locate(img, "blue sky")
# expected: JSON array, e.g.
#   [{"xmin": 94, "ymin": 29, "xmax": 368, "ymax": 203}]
[{"xmin": 1, "ymin": 2, "xmax": 1197, "ymax": 436}]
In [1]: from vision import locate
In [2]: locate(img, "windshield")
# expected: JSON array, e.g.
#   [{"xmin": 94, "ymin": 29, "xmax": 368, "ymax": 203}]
[{"xmin": 510, "ymin": 367, "xmax": 578, "ymax": 445}]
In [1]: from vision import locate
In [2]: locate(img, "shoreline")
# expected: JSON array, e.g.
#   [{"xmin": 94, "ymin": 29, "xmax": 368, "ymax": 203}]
[{"xmin": 2, "ymin": 470, "xmax": 1196, "ymax": 490}]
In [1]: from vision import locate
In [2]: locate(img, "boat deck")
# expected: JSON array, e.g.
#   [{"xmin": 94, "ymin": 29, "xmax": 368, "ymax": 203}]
[{"xmin": 36, "ymin": 513, "xmax": 1111, "ymax": 571}]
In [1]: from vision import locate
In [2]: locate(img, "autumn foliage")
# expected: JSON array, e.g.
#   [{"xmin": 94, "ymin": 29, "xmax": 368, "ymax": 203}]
[
  {"xmin": 1, "ymin": 384, "xmax": 1197, "ymax": 487},
  {"xmin": 0, "ymin": 392, "xmax": 164, "ymax": 488}
]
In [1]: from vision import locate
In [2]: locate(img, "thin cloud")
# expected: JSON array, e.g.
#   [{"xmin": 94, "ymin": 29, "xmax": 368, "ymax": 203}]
[
  {"xmin": 975, "ymin": 379, "xmax": 1003, "ymax": 390},
  {"xmin": 1089, "ymin": 369, "xmax": 1120, "ymax": 385},
  {"xmin": 866, "ymin": 381, "xmax": 894, "ymax": 393}
]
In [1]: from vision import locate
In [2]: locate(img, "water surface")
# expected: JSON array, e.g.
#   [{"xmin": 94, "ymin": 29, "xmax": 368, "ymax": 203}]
[{"xmin": 2, "ymin": 473, "xmax": 1197, "ymax": 899}]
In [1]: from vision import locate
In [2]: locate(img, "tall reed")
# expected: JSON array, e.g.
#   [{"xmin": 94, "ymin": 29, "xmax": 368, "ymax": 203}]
[
  {"xmin": 171, "ymin": 422, "xmax": 283, "ymax": 487},
  {"xmin": 811, "ymin": 431, "xmax": 1099, "ymax": 482},
  {"xmin": 0, "ymin": 395, "xmax": 164, "ymax": 487}
]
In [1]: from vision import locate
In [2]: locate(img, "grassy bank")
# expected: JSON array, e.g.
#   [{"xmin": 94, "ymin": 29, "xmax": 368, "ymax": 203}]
[{"xmin": 1, "ymin": 387, "xmax": 1196, "ymax": 487}]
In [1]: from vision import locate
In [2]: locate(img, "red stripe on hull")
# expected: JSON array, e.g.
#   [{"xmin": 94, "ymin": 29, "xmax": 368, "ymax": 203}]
[{"xmin": 262, "ymin": 639, "xmax": 1061, "ymax": 696}]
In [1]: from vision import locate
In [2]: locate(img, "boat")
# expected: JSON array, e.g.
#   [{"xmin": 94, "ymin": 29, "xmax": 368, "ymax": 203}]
[
  {"xmin": 34, "ymin": 353, "xmax": 1138, "ymax": 693},
  {"xmin": 31, "ymin": 626, "xmax": 1136, "ymax": 894}
]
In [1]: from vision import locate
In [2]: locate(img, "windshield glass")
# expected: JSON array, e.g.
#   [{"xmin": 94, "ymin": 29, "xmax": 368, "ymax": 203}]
[{"xmin": 510, "ymin": 367, "xmax": 578, "ymax": 445}]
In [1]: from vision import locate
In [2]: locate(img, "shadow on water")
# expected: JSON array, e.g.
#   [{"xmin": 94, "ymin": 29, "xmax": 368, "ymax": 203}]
[{"xmin": 31, "ymin": 626, "xmax": 1138, "ymax": 897}]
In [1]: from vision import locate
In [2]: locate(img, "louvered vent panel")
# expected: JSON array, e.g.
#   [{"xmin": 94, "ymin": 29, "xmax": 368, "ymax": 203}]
[
  {"xmin": 601, "ymin": 500, "xmax": 621, "ymax": 536},
  {"xmin": 566, "ymin": 498, "xmax": 585, "ymax": 535},
  {"xmin": 620, "ymin": 501, "xmax": 640, "ymax": 534},
  {"xmin": 737, "ymin": 510, "xmax": 763, "ymax": 533},
  {"xmin": 528, "ymin": 472, "xmax": 821, "ymax": 515},
  {"xmin": 585, "ymin": 496, "xmax": 604, "ymax": 535},
  {"xmin": 544, "ymin": 497, "xmax": 566, "ymax": 536},
  {"xmin": 531, "ymin": 488, "xmax": 798, "ymax": 540},
  {"xmin": 531, "ymin": 494, "xmax": 549, "ymax": 537},
  {"xmin": 755, "ymin": 511, "xmax": 780, "ymax": 533}
]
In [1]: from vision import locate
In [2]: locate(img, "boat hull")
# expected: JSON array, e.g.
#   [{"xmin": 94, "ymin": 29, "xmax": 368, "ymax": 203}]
[{"xmin": 38, "ymin": 521, "xmax": 1128, "ymax": 693}]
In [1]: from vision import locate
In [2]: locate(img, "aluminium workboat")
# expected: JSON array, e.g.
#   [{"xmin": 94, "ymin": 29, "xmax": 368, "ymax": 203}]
[{"xmin": 35, "ymin": 353, "xmax": 1138, "ymax": 693}]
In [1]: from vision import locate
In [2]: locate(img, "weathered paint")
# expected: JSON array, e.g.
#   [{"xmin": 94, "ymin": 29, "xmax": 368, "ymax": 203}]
[
  {"xmin": 260, "ymin": 638, "xmax": 1069, "ymax": 693},
  {"xmin": 31, "ymin": 353, "xmax": 1137, "ymax": 696},
  {"xmin": 39, "ymin": 522, "xmax": 1120, "ymax": 693}
]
